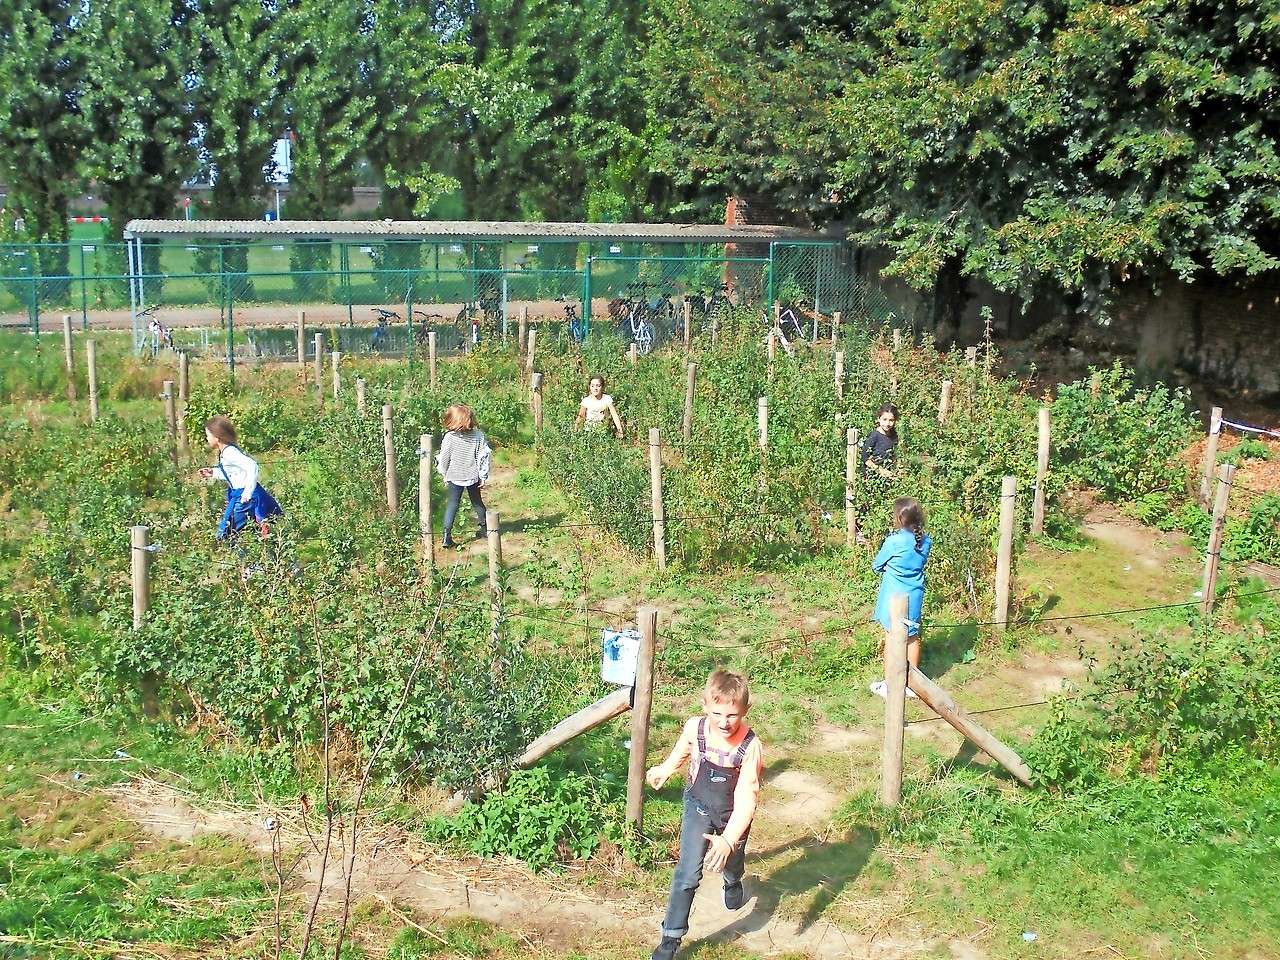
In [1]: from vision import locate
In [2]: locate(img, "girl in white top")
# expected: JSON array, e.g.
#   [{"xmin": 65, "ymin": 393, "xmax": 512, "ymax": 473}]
[
  {"xmin": 574, "ymin": 375, "xmax": 624, "ymax": 438},
  {"xmin": 199, "ymin": 415, "xmax": 282, "ymax": 541}
]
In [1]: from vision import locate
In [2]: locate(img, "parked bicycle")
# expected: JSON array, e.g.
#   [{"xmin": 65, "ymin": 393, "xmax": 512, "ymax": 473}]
[
  {"xmin": 688, "ymin": 283, "xmax": 735, "ymax": 332},
  {"xmin": 413, "ymin": 309, "xmax": 446, "ymax": 345},
  {"xmin": 141, "ymin": 305, "xmax": 173, "ymax": 357},
  {"xmin": 558, "ymin": 297, "xmax": 585, "ymax": 343},
  {"xmin": 370, "ymin": 307, "xmax": 399, "ymax": 352}
]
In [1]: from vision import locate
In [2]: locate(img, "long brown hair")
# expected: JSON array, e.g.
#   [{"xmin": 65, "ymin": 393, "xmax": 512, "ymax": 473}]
[
  {"xmin": 442, "ymin": 403, "xmax": 478, "ymax": 432},
  {"xmin": 204, "ymin": 415, "xmax": 238, "ymax": 445},
  {"xmin": 894, "ymin": 496, "xmax": 926, "ymax": 553}
]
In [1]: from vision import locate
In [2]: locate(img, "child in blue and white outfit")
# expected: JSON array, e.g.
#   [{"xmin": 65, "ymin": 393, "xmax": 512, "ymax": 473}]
[
  {"xmin": 869, "ymin": 496, "xmax": 931, "ymax": 699},
  {"xmin": 436, "ymin": 403, "xmax": 492, "ymax": 549},
  {"xmin": 199, "ymin": 415, "xmax": 283, "ymax": 543}
]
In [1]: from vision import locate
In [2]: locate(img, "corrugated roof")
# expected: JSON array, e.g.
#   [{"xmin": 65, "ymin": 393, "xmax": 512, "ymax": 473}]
[{"xmin": 122, "ymin": 219, "xmax": 833, "ymax": 243}]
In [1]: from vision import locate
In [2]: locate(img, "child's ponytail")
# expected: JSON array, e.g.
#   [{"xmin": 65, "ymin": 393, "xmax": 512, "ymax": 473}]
[{"xmin": 893, "ymin": 496, "xmax": 927, "ymax": 553}]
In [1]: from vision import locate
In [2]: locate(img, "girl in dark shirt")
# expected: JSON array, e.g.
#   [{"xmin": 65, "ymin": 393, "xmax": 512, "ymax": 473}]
[{"xmin": 861, "ymin": 404, "xmax": 899, "ymax": 479}]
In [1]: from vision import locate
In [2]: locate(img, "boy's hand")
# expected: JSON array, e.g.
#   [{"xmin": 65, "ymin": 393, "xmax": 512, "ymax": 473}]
[
  {"xmin": 702, "ymin": 834, "xmax": 732, "ymax": 872},
  {"xmin": 646, "ymin": 766, "xmax": 669, "ymax": 790}
]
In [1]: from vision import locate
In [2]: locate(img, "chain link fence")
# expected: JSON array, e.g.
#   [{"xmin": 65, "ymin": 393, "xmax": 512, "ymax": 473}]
[{"xmin": 1, "ymin": 237, "xmax": 895, "ymax": 359}]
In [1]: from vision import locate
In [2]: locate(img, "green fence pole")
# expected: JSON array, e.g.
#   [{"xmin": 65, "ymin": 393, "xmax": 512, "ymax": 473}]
[
  {"xmin": 406, "ymin": 274, "xmax": 414, "ymax": 369},
  {"xmin": 227, "ymin": 271, "xmax": 236, "ymax": 377},
  {"xmin": 80, "ymin": 245, "xmax": 89, "ymax": 330},
  {"xmin": 767, "ymin": 242, "xmax": 776, "ymax": 310},
  {"xmin": 28, "ymin": 273, "xmax": 38, "ymax": 346},
  {"xmin": 342, "ymin": 243, "xmax": 353, "ymax": 327},
  {"xmin": 583, "ymin": 256, "xmax": 593, "ymax": 338}
]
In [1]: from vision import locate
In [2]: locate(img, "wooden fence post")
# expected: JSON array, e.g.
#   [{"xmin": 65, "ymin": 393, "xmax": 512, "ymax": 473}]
[
  {"xmin": 355, "ymin": 377, "xmax": 367, "ymax": 416},
  {"xmin": 313, "ymin": 332, "xmax": 325, "ymax": 404},
  {"xmin": 834, "ymin": 351, "xmax": 845, "ymax": 399},
  {"xmin": 880, "ymin": 593, "xmax": 909, "ymax": 807},
  {"xmin": 162, "ymin": 379, "xmax": 178, "ymax": 466},
  {"xmin": 1199, "ymin": 406, "xmax": 1224, "ymax": 508},
  {"xmin": 966, "ymin": 346, "xmax": 978, "ymax": 368},
  {"xmin": 428, "ymin": 331, "xmax": 438, "ymax": 389},
  {"xmin": 331, "ymin": 350, "xmax": 341, "ymax": 402},
  {"xmin": 648, "ymin": 428, "xmax": 667, "ymax": 571},
  {"xmin": 296, "ymin": 310, "xmax": 306, "ymax": 368},
  {"xmin": 488, "ymin": 509, "xmax": 503, "ymax": 642},
  {"xmin": 626, "ymin": 605, "xmax": 659, "ymax": 832},
  {"xmin": 994, "ymin": 476, "xmax": 1018, "ymax": 630},
  {"xmin": 892, "ymin": 327, "xmax": 902, "ymax": 351},
  {"xmin": 1201, "ymin": 463, "xmax": 1235, "ymax": 614},
  {"xmin": 682, "ymin": 361, "xmax": 697, "ymax": 442},
  {"xmin": 419, "ymin": 433, "xmax": 435, "ymax": 568},
  {"xmin": 937, "ymin": 380, "xmax": 953, "ymax": 425},
  {"xmin": 87, "ymin": 339, "xmax": 100, "ymax": 422},
  {"xmin": 831, "ymin": 310, "xmax": 841, "ymax": 344},
  {"xmin": 131, "ymin": 525, "xmax": 150, "ymax": 630},
  {"xmin": 63, "ymin": 314, "xmax": 76, "ymax": 400},
  {"xmin": 531, "ymin": 372, "xmax": 544, "ymax": 434},
  {"xmin": 1031, "ymin": 407, "xmax": 1051, "ymax": 535},
  {"xmin": 525, "ymin": 328, "xmax": 537, "ymax": 381},
  {"xmin": 178, "ymin": 350, "xmax": 189, "ymax": 405},
  {"xmin": 383, "ymin": 404, "xmax": 398, "ymax": 514},
  {"xmin": 758, "ymin": 396, "xmax": 768, "ymax": 452},
  {"xmin": 628, "ymin": 341, "xmax": 638, "ymax": 366},
  {"xmin": 846, "ymin": 427, "xmax": 860, "ymax": 547},
  {"xmin": 683, "ymin": 299, "xmax": 691, "ymax": 351},
  {"xmin": 518, "ymin": 306, "xmax": 528, "ymax": 359}
]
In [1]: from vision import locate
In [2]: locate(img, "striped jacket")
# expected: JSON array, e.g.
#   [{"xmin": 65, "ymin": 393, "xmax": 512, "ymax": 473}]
[{"xmin": 436, "ymin": 429, "xmax": 492, "ymax": 485}]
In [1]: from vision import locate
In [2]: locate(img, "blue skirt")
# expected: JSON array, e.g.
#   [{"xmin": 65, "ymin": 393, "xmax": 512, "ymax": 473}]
[{"xmin": 218, "ymin": 485, "xmax": 283, "ymax": 540}]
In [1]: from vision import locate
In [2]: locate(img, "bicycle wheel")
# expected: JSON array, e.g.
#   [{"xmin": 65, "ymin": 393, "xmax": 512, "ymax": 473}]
[{"xmin": 637, "ymin": 321, "xmax": 654, "ymax": 354}]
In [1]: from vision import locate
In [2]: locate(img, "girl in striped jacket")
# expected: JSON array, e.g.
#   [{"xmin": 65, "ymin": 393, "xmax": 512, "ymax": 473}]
[{"xmin": 436, "ymin": 403, "xmax": 492, "ymax": 548}]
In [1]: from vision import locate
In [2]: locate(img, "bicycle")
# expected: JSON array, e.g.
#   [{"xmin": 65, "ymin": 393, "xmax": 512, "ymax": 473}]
[
  {"xmin": 627, "ymin": 302, "xmax": 654, "ymax": 354},
  {"xmin": 370, "ymin": 306, "xmax": 399, "ymax": 352},
  {"xmin": 557, "ymin": 297, "xmax": 585, "ymax": 343},
  {"xmin": 413, "ymin": 309, "xmax": 445, "ymax": 345},
  {"xmin": 689, "ymin": 283, "xmax": 735, "ymax": 334},
  {"xmin": 141, "ymin": 305, "xmax": 173, "ymax": 357}
]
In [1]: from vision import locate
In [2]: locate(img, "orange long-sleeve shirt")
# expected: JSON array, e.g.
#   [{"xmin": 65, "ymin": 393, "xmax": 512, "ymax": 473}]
[{"xmin": 651, "ymin": 715, "xmax": 764, "ymax": 848}]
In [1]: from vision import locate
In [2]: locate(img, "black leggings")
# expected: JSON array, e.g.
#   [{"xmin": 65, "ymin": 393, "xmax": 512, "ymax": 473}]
[{"xmin": 444, "ymin": 481, "xmax": 486, "ymax": 536}]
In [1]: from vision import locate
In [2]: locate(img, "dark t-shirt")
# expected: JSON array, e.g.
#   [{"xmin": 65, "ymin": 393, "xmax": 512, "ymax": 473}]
[{"xmin": 860, "ymin": 430, "xmax": 898, "ymax": 474}]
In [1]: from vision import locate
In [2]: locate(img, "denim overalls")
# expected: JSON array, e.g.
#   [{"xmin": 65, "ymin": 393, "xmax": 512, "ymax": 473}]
[
  {"xmin": 660, "ymin": 718, "xmax": 757, "ymax": 939},
  {"xmin": 215, "ymin": 448, "xmax": 283, "ymax": 541}
]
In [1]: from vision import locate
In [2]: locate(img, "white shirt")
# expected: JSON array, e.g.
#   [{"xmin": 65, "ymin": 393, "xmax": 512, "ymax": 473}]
[
  {"xmin": 217, "ymin": 445, "xmax": 259, "ymax": 502},
  {"xmin": 580, "ymin": 393, "xmax": 614, "ymax": 427}
]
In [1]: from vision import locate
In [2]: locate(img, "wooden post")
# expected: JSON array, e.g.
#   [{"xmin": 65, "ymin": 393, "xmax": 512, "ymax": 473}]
[
  {"xmin": 626, "ymin": 606, "xmax": 659, "ymax": 832},
  {"xmin": 994, "ymin": 476, "xmax": 1018, "ymax": 630},
  {"xmin": 1199, "ymin": 406, "xmax": 1224, "ymax": 508},
  {"xmin": 518, "ymin": 689, "xmax": 631, "ymax": 768},
  {"xmin": 908, "ymin": 666, "xmax": 1033, "ymax": 787},
  {"xmin": 832, "ymin": 311, "xmax": 841, "ymax": 344},
  {"xmin": 758, "ymin": 396, "xmax": 768, "ymax": 452},
  {"xmin": 531, "ymin": 372, "xmax": 544, "ymax": 434},
  {"xmin": 419, "ymin": 433, "xmax": 435, "ymax": 568},
  {"xmin": 767, "ymin": 328, "xmax": 777, "ymax": 368},
  {"xmin": 711, "ymin": 315, "xmax": 718, "ymax": 349},
  {"xmin": 131, "ymin": 525, "xmax": 150, "ymax": 630},
  {"xmin": 331, "ymin": 350, "xmax": 341, "ymax": 402},
  {"xmin": 296, "ymin": 310, "xmax": 306, "ymax": 368},
  {"xmin": 178, "ymin": 350, "xmax": 189, "ymax": 405},
  {"xmin": 1201, "ymin": 463, "xmax": 1235, "ymax": 614},
  {"xmin": 937, "ymin": 380, "xmax": 953, "ymax": 425},
  {"xmin": 682, "ymin": 361, "xmax": 697, "ymax": 442},
  {"xmin": 62, "ymin": 314, "xmax": 76, "ymax": 400},
  {"xmin": 518, "ymin": 306, "xmax": 528, "ymax": 359},
  {"xmin": 892, "ymin": 327, "xmax": 902, "ymax": 350},
  {"xmin": 428, "ymin": 331, "xmax": 438, "ymax": 389},
  {"xmin": 87, "ymin": 339, "xmax": 100, "ymax": 422},
  {"xmin": 488, "ymin": 509, "xmax": 503, "ymax": 641},
  {"xmin": 382, "ymin": 404, "xmax": 398, "ymax": 514},
  {"xmin": 880, "ymin": 593, "xmax": 909, "ymax": 807},
  {"xmin": 313, "ymin": 332, "xmax": 325, "ymax": 403},
  {"xmin": 648, "ymin": 428, "xmax": 667, "ymax": 571},
  {"xmin": 162, "ymin": 378, "xmax": 177, "ymax": 445},
  {"xmin": 683, "ymin": 299, "xmax": 691, "ymax": 351},
  {"xmin": 1089, "ymin": 370, "xmax": 1101, "ymax": 396},
  {"xmin": 525, "ymin": 328, "xmax": 537, "ymax": 380},
  {"xmin": 834, "ymin": 351, "xmax": 845, "ymax": 399},
  {"xmin": 628, "ymin": 341, "xmax": 638, "ymax": 366},
  {"xmin": 356, "ymin": 377, "xmax": 367, "ymax": 415},
  {"xmin": 1031, "ymin": 407, "xmax": 1051, "ymax": 535},
  {"xmin": 966, "ymin": 346, "xmax": 978, "ymax": 368},
  {"xmin": 846, "ymin": 427, "xmax": 860, "ymax": 547}
]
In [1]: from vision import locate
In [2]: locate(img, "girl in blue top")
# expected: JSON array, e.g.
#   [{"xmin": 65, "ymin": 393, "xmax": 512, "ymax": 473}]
[{"xmin": 870, "ymin": 497, "xmax": 931, "ymax": 699}]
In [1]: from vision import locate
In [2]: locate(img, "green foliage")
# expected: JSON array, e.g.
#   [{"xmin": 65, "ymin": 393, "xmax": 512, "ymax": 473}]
[
  {"xmin": 1219, "ymin": 438, "xmax": 1272, "ymax": 465},
  {"xmin": 426, "ymin": 766, "xmax": 620, "ymax": 871},
  {"xmin": 1053, "ymin": 361, "xmax": 1196, "ymax": 500},
  {"xmin": 1224, "ymin": 494, "xmax": 1280, "ymax": 565}
]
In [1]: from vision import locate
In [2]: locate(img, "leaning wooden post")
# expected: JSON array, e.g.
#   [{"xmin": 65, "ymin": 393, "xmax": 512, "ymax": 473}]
[
  {"xmin": 648, "ymin": 428, "xmax": 667, "ymax": 571},
  {"xmin": 382, "ymin": 404, "xmax": 399, "ymax": 514},
  {"xmin": 1031, "ymin": 407, "xmax": 1051, "ymax": 535},
  {"xmin": 834, "ymin": 351, "xmax": 845, "ymax": 399},
  {"xmin": 683, "ymin": 299, "xmax": 692, "ymax": 351},
  {"xmin": 1201, "ymin": 463, "xmax": 1235, "ymax": 614},
  {"xmin": 428, "ymin": 331, "xmax": 438, "ymax": 389},
  {"xmin": 86, "ymin": 339, "xmax": 100, "ymax": 422},
  {"xmin": 296, "ymin": 310, "xmax": 306, "ymax": 368},
  {"xmin": 331, "ymin": 350, "xmax": 341, "ymax": 402},
  {"xmin": 313, "ymin": 332, "xmax": 325, "ymax": 404},
  {"xmin": 131, "ymin": 525, "xmax": 150, "ymax": 630},
  {"xmin": 1199, "ymin": 406, "xmax": 1224, "ymax": 508},
  {"xmin": 488, "ymin": 509, "xmax": 503, "ymax": 642},
  {"xmin": 682, "ymin": 361, "xmax": 697, "ymax": 442},
  {"xmin": 937, "ymin": 380, "xmax": 953, "ymax": 425},
  {"xmin": 62, "ymin": 314, "xmax": 76, "ymax": 400},
  {"xmin": 355, "ymin": 377, "xmax": 367, "ymax": 415},
  {"xmin": 846, "ymin": 427, "xmax": 860, "ymax": 547},
  {"xmin": 880, "ymin": 593, "xmax": 909, "ymax": 807},
  {"xmin": 419, "ymin": 433, "xmax": 435, "ymax": 568},
  {"xmin": 626, "ymin": 605, "xmax": 659, "ymax": 832},
  {"xmin": 531, "ymin": 372, "xmax": 544, "ymax": 434},
  {"xmin": 994, "ymin": 476, "xmax": 1018, "ymax": 630}
]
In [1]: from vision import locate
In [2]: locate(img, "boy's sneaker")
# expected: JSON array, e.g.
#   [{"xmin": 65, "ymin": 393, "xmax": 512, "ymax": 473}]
[
  {"xmin": 724, "ymin": 879, "xmax": 745, "ymax": 910},
  {"xmin": 476, "ymin": 527, "xmax": 488, "ymax": 539},
  {"xmin": 651, "ymin": 935, "xmax": 681, "ymax": 960}
]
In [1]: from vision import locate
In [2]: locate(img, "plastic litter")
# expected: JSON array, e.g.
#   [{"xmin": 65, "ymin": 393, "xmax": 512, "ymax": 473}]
[
  {"xmin": 1022, "ymin": 932, "xmax": 1037, "ymax": 942},
  {"xmin": 263, "ymin": 816, "xmax": 277, "ymax": 831},
  {"xmin": 115, "ymin": 749, "xmax": 129, "ymax": 758}
]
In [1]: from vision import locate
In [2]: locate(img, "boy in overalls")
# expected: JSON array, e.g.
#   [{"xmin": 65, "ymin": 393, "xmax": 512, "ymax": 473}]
[{"xmin": 646, "ymin": 669, "xmax": 764, "ymax": 960}]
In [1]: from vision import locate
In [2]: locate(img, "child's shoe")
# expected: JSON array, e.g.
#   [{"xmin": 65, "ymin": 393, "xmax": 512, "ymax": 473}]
[
  {"xmin": 651, "ymin": 936, "xmax": 681, "ymax": 960},
  {"xmin": 476, "ymin": 526, "xmax": 488, "ymax": 539},
  {"xmin": 442, "ymin": 531, "xmax": 457, "ymax": 549},
  {"xmin": 724, "ymin": 879, "xmax": 745, "ymax": 910}
]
